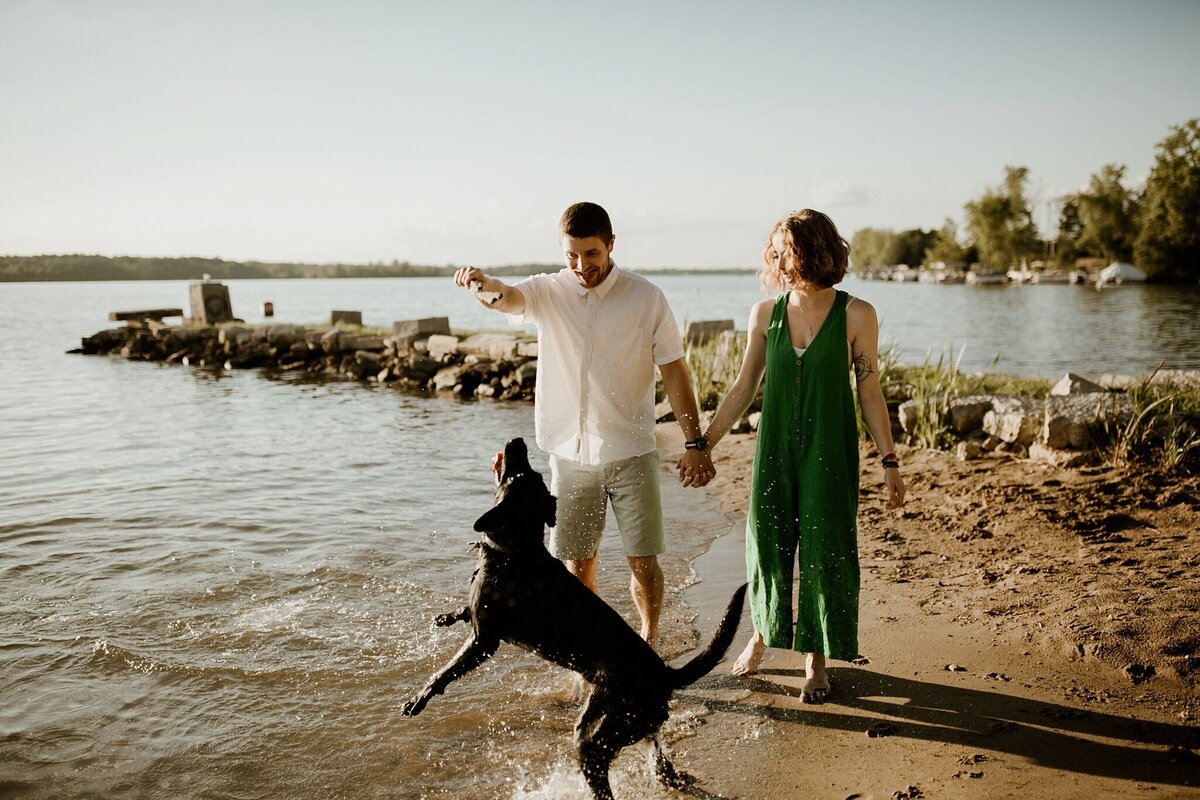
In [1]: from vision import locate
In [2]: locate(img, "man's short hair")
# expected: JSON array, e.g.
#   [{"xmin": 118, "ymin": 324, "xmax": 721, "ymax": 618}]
[{"xmin": 559, "ymin": 202, "xmax": 613, "ymax": 242}]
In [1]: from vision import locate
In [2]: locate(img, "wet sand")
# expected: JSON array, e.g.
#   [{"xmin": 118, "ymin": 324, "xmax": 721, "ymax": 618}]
[{"xmin": 657, "ymin": 426, "xmax": 1200, "ymax": 799}]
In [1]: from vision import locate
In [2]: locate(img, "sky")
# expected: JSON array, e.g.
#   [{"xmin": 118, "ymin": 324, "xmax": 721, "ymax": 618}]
[{"xmin": 1, "ymin": 0, "xmax": 1198, "ymax": 268}]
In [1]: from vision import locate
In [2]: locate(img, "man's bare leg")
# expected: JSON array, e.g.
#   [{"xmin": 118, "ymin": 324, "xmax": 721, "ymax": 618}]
[
  {"xmin": 565, "ymin": 556, "xmax": 598, "ymax": 593},
  {"xmin": 627, "ymin": 555, "xmax": 663, "ymax": 647},
  {"xmin": 731, "ymin": 629, "xmax": 765, "ymax": 675},
  {"xmin": 799, "ymin": 652, "xmax": 830, "ymax": 703},
  {"xmin": 563, "ymin": 556, "xmax": 599, "ymax": 701}
]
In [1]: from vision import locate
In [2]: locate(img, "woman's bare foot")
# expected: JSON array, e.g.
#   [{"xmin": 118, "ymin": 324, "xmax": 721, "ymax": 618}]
[
  {"xmin": 731, "ymin": 632, "xmax": 765, "ymax": 676},
  {"xmin": 799, "ymin": 652, "xmax": 831, "ymax": 704}
]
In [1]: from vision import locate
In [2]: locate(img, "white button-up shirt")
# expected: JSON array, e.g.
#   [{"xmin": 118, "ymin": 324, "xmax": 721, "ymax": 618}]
[{"xmin": 509, "ymin": 264, "xmax": 684, "ymax": 466}]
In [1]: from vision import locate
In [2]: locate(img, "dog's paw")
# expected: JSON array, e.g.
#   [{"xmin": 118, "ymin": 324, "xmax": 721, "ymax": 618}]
[
  {"xmin": 434, "ymin": 607, "xmax": 469, "ymax": 627},
  {"xmin": 401, "ymin": 695, "xmax": 427, "ymax": 717}
]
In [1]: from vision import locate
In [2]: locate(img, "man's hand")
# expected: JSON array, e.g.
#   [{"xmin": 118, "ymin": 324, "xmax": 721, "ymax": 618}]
[
  {"xmin": 452, "ymin": 267, "xmax": 523, "ymax": 314},
  {"xmin": 677, "ymin": 449, "xmax": 715, "ymax": 488},
  {"xmin": 453, "ymin": 266, "xmax": 495, "ymax": 302}
]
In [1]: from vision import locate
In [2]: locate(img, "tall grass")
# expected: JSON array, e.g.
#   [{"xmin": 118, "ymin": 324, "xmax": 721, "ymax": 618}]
[
  {"xmin": 1105, "ymin": 366, "xmax": 1200, "ymax": 472},
  {"xmin": 681, "ymin": 331, "xmax": 746, "ymax": 410}
]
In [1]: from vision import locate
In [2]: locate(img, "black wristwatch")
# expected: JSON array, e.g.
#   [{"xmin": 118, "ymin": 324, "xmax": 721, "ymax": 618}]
[{"xmin": 685, "ymin": 437, "xmax": 709, "ymax": 452}]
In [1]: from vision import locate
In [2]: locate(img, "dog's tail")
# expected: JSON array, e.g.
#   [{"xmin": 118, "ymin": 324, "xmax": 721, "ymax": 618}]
[{"xmin": 669, "ymin": 583, "xmax": 748, "ymax": 689}]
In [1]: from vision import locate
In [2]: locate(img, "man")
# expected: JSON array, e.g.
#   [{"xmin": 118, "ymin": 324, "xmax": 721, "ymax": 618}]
[{"xmin": 453, "ymin": 201, "xmax": 714, "ymax": 647}]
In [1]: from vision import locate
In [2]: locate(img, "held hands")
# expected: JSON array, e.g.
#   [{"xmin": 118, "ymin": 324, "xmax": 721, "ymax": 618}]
[{"xmin": 677, "ymin": 449, "xmax": 715, "ymax": 488}]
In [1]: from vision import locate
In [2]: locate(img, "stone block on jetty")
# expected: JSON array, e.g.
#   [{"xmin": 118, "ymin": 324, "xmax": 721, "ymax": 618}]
[
  {"xmin": 393, "ymin": 317, "xmax": 450, "ymax": 338},
  {"xmin": 266, "ymin": 324, "xmax": 306, "ymax": 346},
  {"xmin": 190, "ymin": 282, "xmax": 234, "ymax": 324},
  {"xmin": 517, "ymin": 341, "xmax": 539, "ymax": 358},
  {"xmin": 1042, "ymin": 393, "xmax": 1133, "ymax": 450},
  {"xmin": 108, "ymin": 308, "xmax": 183, "ymax": 323},
  {"xmin": 341, "ymin": 334, "xmax": 385, "ymax": 352},
  {"xmin": 331, "ymin": 310, "xmax": 363, "ymax": 326},
  {"xmin": 218, "ymin": 325, "xmax": 250, "ymax": 345},
  {"xmin": 1050, "ymin": 372, "xmax": 1106, "ymax": 396},
  {"xmin": 683, "ymin": 320, "xmax": 735, "ymax": 346},
  {"xmin": 982, "ymin": 396, "xmax": 1042, "ymax": 445},
  {"xmin": 458, "ymin": 333, "xmax": 520, "ymax": 360},
  {"xmin": 426, "ymin": 334, "xmax": 460, "ymax": 359},
  {"xmin": 320, "ymin": 328, "xmax": 342, "ymax": 353}
]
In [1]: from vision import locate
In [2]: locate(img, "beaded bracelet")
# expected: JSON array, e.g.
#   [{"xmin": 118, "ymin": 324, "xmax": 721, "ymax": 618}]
[{"xmin": 881, "ymin": 452, "xmax": 900, "ymax": 470}]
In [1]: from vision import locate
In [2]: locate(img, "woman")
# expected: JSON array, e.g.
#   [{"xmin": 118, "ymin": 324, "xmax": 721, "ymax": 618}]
[{"xmin": 698, "ymin": 209, "xmax": 906, "ymax": 703}]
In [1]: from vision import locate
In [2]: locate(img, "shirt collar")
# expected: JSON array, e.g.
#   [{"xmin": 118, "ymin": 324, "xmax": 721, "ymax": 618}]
[{"xmin": 571, "ymin": 261, "xmax": 621, "ymax": 298}]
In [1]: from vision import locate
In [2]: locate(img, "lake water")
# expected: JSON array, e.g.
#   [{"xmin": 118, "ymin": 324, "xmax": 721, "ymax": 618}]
[{"xmin": 1, "ymin": 274, "xmax": 1197, "ymax": 799}]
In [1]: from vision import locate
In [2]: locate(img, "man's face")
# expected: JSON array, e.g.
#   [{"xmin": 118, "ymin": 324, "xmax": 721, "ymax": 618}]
[{"xmin": 561, "ymin": 235, "xmax": 614, "ymax": 289}]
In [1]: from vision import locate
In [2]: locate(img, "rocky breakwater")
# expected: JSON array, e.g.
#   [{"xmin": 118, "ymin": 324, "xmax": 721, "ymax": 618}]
[
  {"xmin": 897, "ymin": 371, "xmax": 1200, "ymax": 467},
  {"xmin": 71, "ymin": 315, "xmax": 541, "ymax": 401}
]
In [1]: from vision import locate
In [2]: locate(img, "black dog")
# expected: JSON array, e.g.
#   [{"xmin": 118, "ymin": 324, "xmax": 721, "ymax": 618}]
[{"xmin": 402, "ymin": 438, "xmax": 747, "ymax": 800}]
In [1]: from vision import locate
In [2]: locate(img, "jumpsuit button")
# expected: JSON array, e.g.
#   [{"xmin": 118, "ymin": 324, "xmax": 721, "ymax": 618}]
[
  {"xmin": 795, "ymin": 359, "xmax": 802, "ymax": 366},
  {"xmin": 794, "ymin": 376, "xmax": 801, "ymax": 383}
]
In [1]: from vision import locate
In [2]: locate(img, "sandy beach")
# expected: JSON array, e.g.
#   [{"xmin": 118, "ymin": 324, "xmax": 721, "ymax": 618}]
[{"xmin": 655, "ymin": 425, "xmax": 1200, "ymax": 799}]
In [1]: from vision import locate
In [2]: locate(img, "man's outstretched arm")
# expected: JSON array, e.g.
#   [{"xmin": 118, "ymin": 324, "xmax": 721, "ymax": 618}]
[{"xmin": 453, "ymin": 266, "xmax": 526, "ymax": 315}]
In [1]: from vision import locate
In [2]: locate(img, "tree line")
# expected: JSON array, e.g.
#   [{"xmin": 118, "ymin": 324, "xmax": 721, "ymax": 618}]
[
  {"xmin": 849, "ymin": 118, "xmax": 1199, "ymax": 282},
  {"xmin": 0, "ymin": 255, "xmax": 559, "ymax": 283}
]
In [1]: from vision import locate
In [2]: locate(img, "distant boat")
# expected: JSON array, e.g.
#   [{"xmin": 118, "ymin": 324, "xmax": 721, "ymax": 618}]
[
  {"xmin": 967, "ymin": 270, "xmax": 1008, "ymax": 285},
  {"xmin": 1034, "ymin": 269, "xmax": 1073, "ymax": 284},
  {"xmin": 1096, "ymin": 262, "xmax": 1148, "ymax": 288}
]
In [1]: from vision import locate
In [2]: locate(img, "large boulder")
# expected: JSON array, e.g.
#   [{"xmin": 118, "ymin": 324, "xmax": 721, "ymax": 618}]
[
  {"xmin": 514, "ymin": 360, "xmax": 538, "ymax": 387},
  {"xmin": 1042, "ymin": 393, "xmax": 1134, "ymax": 450},
  {"xmin": 458, "ymin": 333, "xmax": 520, "ymax": 360},
  {"xmin": 218, "ymin": 325, "xmax": 250, "ymax": 345},
  {"xmin": 948, "ymin": 395, "xmax": 996, "ymax": 434},
  {"xmin": 399, "ymin": 354, "xmax": 441, "ymax": 382},
  {"xmin": 319, "ymin": 328, "xmax": 342, "ymax": 353},
  {"xmin": 897, "ymin": 399, "xmax": 921, "ymax": 434},
  {"xmin": 391, "ymin": 318, "xmax": 451, "ymax": 353},
  {"xmin": 711, "ymin": 329, "xmax": 747, "ymax": 388},
  {"xmin": 982, "ymin": 396, "xmax": 1042, "ymax": 445},
  {"xmin": 340, "ymin": 334, "xmax": 385, "ymax": 351},
  {"xmin": 683, "ymin": 320, "xmax": 735, "ymax": 346},
  {"xmin": 393, "ymin": 317, "xmax": 450, "ymax": 338},
  {"xmin": 1050, "ymin": 372, "xmax": 1106, "ymax": 396},
  {"xmin": 426, "ymin": 334, "xmax": 460, "ymax": 359}
]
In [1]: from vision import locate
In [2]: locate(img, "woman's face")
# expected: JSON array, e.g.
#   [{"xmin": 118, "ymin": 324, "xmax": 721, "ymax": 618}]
[{"xmin": 770, "ymin": 229, "xmax": 796, "ymax": 279}]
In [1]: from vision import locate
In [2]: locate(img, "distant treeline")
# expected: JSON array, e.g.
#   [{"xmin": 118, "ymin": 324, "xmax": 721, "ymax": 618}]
[
  {"xmin": 0, "ymin": 255, "xmax": 560, "ymax": 283},
  {"xmin": 0, "ymin": 254, "xmax": 753, "ymax": 282}
]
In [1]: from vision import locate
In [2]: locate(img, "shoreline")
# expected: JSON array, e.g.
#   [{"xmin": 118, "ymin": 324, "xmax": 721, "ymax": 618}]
[{"xmin": 658, "ymin": 425, "xmax": 1200, "ymax": 798}]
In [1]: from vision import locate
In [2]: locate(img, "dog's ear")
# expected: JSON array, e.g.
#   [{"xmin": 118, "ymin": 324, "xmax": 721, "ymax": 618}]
[{"xmin": 474, "ymin": 503, "xmax": 502, "ymax": 533}]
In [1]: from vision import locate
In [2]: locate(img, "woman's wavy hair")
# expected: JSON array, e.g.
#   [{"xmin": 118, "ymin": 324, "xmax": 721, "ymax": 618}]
[{"xmin": 760, "ymin": 209, "xmax": 849, "ymax": 291}]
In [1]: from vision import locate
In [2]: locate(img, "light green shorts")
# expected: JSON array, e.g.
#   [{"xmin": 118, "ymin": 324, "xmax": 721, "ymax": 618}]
[{"xmin": 548, "ymin": 450, "xmax": 665, "ymax": 560}]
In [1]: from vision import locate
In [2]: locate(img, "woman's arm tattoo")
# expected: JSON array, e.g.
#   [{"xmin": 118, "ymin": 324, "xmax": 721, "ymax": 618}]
[{"xmin": 853, "ymin": 353, "xmax": 874, "ymax": 382}]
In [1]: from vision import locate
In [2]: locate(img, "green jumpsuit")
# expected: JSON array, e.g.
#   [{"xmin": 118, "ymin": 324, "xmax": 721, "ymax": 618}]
[{"xmin": 746, "ymin": 291, "xmax": 861, "ymax": 660}]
